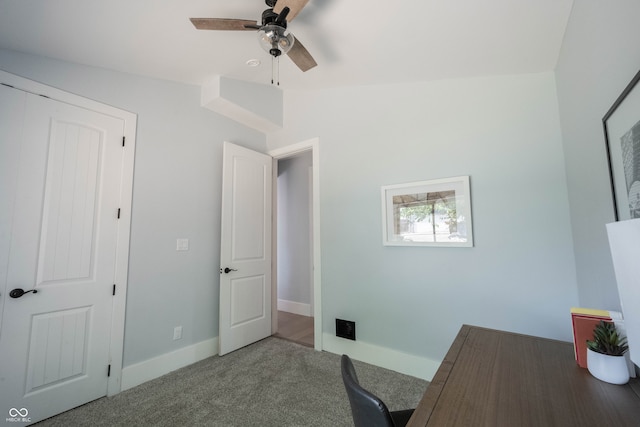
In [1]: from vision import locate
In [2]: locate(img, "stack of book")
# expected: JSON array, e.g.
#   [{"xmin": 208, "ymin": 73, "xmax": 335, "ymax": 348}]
[{"xmin": 570, "ymin": 307, "xmax": 622, "ymax": 368}]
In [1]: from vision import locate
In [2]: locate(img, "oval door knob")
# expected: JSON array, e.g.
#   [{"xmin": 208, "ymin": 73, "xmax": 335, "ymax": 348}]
[
  {"xmin": 9, "ymin": 288, "xmax": 38, "ymax": 298},
  {"xmin": 222, "ymin": 267, "xmax": 237, "ymax": 274}
]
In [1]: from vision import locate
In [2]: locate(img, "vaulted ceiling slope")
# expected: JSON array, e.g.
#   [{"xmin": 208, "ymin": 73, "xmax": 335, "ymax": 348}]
[{"xmin": 0, "ymin": 0, "xmax": 574, "ymax": 90}]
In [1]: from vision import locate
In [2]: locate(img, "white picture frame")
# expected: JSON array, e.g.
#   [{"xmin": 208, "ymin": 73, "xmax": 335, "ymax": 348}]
[{"xmin": 381, "ymin": 176, "xmax": 473, "ymax": 247}]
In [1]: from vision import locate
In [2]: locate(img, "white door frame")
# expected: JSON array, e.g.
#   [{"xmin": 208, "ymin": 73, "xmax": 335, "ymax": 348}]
[
  {"xmin": 269, "ymin": 138, "xmax": 322, "ymax": 350},
  {"xmin": 0, "ymin": 70, "xmax": 137, "ymax": 396}
]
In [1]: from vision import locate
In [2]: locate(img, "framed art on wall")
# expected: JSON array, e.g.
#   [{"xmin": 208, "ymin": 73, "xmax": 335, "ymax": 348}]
[
  {"xmin": 603, "ymin": 69, "xmax": 640, "ymax": 221},
  {"xmin": 381, "ymin": 176, "xmax": 473, "ymax": 247}
]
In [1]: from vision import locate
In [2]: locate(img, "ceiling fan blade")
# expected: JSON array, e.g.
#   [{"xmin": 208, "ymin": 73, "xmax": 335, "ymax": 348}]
[
  {"xmin": 273, "ymin": 0, "xmax": 309, "ymax": 22},
  {"xmin": 287, "ymin": 38, "xmax": 317, "ymax": 72},
  {"xmin": 190, "ymin": 18, "xmax": 259, "ymax": 31}
]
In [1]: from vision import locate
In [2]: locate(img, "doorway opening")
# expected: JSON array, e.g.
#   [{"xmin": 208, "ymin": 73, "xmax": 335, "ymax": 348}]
[
  {"xmin": 274, "ymin": 151, "xmax": 313, "ymax": 347},
  {"xmin": 270, "ymin": 139, "xmax": 321, "ymax": 350}
]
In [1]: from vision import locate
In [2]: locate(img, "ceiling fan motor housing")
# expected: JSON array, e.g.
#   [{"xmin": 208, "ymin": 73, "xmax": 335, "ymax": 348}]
[{"xmin": 262, "ymin": 9, "xmax": 286, "ymax": 28}]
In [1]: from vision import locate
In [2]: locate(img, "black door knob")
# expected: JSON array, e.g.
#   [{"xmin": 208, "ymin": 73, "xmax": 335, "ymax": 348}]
[
  {"xmin": 9, "ymin": 288, "xmax": 38, "ymax": 298},
  {"xmin": 222, "ymin": 267, "xmax": 237, "ymax": 274}
]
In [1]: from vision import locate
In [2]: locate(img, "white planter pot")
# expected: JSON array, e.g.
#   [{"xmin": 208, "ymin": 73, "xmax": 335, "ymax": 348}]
[{"xmin": 586, "ymin": 348, "xmax": 630, "ymax": 385}]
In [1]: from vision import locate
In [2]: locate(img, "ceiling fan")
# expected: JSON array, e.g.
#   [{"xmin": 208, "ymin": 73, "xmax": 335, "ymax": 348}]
[{"xmin": 190, "ymin": 0, "xmax": 317, "ymax": 73}]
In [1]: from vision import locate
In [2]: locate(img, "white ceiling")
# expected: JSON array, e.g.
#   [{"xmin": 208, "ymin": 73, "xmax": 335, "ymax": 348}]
[{"xmin": 0, "ymin": 0, "xmax": 574, "ymax": 91}]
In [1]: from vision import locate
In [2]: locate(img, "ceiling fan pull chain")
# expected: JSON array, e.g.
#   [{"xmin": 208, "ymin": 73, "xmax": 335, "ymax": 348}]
[{"xmin": 271, "ymin": 55, "xmax": 281, "ymax": 86}]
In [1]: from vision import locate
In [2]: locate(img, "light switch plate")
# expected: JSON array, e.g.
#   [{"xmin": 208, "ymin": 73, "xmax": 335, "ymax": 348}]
[{"xmin": 176, "ymin": 238, "xmax": 189, "ymax": 251}]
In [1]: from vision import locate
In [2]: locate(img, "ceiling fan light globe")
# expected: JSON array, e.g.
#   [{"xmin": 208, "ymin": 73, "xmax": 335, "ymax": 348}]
[{"xmin": 257, "ymin": 24, "xmax": 295, "ymax": 56}]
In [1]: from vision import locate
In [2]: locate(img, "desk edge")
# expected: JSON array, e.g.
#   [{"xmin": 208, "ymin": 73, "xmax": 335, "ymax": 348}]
[{"xmin": 407, "ymin": 325, "xmax": 472, "ymax": 427}]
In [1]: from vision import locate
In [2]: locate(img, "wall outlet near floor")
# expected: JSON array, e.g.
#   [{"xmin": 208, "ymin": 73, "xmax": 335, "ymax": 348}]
[
  {"xmin": 173, "ymin": 326, "xmax": 183, "ymax": 340},
  {"xmin": 336, "ymin": 318, "xmax": 356, "ymax": 340}
]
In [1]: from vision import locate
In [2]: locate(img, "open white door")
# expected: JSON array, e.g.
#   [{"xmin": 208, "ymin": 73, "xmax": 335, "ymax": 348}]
[
  {"xmin": 219, "ymin": 142, "xmax": 272, "ymax": 356},
  {"xmin": 0, "ymin": 84, "xmax": 129, "ymax": 423}
]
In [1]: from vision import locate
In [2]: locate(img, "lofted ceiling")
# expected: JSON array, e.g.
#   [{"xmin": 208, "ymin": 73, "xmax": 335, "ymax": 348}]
[{"xmin": 0, "ymin": 0, "xmax": 574, "ymax": 91}]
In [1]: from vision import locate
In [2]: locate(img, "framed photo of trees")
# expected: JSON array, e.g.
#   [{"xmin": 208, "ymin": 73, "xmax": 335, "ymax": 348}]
[{"xmin": 381, "ymin": 176, "xmax": 473, "ymax": 247}]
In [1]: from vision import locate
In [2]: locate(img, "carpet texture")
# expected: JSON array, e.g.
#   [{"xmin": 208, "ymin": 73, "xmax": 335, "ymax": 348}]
[{"xmin": 35, "ymin": 337, "xmax": 428, "ymax": 426}]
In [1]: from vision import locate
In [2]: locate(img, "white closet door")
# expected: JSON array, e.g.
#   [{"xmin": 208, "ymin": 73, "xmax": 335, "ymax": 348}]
[{"xmin": 0, "ymin": 86, "xmax": 125, "ymax": 424}]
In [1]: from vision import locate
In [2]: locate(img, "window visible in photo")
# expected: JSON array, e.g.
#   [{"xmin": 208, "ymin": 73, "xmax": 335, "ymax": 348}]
[{"xmin": 381, "ymin": 176, "xmax": 473, "ymax": 247}]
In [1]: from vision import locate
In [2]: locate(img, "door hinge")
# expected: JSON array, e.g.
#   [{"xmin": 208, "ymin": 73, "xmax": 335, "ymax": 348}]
[
  {"xmin": 117, "ymin": 208, "xmax": 121, "ymax": 219},
  {"xmin": 122, "ymin": 136, "xmax": 126, "ymax": 147},
  {"xmin": 107, "ymin": 364, "xmax": 111, "ymax": 377},
  {"xmin": 112, "ymin": 284, "xmax": 116, "ymax": 296}
]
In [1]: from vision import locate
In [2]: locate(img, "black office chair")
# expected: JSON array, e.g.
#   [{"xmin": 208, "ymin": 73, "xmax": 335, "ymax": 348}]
[{"xmin": 341, "ymin": 354, "xmax": 415, "ymax": 427}]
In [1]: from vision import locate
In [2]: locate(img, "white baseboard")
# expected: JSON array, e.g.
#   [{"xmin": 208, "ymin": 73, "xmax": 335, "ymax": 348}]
[
  {"xmin": 278, "ymin": 299, "xmax": 312, "ymax": 316},
  {"xmin": 322, "ymin": 333, "xmax": 440, "ymax": 381},
  {"xmin": 121, "ymin": 337, "xmax": 218, "ymax": 391},
  {"xmin": 119, "ymin": 333, "xmax": 437, "ymax": 392}
]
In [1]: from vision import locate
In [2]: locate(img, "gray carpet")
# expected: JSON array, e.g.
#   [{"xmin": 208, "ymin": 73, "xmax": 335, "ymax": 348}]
[{"xmin": 35, "ymin": 337, "xmax": 428, "ymax": 426}]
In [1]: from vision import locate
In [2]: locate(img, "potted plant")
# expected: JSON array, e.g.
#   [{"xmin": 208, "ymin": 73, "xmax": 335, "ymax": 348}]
[{"xmin": 586, "ymin": 320, "xmax": 630, "ymax": 384}]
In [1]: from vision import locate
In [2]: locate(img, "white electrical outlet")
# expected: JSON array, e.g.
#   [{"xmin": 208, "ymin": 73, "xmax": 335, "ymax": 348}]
[
  {"xmin": 176, "ymin": 238, "xmax": 189, "ymax": 251},
  {"xmin": 173, "ymin": 326, "xmax": 183, "ymax": 340}
]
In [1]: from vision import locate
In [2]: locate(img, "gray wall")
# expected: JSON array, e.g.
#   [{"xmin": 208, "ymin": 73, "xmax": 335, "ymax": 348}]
[
  {"xmin": 269, "ymin": 72, "xmax": 579, "ymax": 361},
  {"xmin": 555, "ymin": 1, "xmax": 640, "ymax": 310},
  {"xmin": 277, "ymin": 152, "xmax": 313, "ymax": 307},
  {"xmin": 0, "ymin": 48, "xmax": 266, "ymax": 366}
]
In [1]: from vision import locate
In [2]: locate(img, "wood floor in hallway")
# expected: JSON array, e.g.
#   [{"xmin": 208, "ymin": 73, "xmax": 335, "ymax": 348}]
[{"xmin": 274, "ymin": 311, "xmax": 314, "ymax": 348}]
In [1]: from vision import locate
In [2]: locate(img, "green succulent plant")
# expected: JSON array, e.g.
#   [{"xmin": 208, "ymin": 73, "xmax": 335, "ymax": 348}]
[{"xmin": 586, "ymin": 320, "xmax": 629, "ymax": 356}]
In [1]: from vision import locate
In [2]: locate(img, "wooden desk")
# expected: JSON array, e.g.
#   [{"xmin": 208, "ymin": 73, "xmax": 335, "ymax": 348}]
[{"xmin": 408, "ymin": 325, "xmax": 640, "ymax": 426}]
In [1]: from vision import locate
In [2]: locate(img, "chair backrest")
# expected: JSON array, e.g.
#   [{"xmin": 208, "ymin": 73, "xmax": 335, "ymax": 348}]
[{"xmin": 341, "ymin": 354, "xmax": 396, "ymax": 427}]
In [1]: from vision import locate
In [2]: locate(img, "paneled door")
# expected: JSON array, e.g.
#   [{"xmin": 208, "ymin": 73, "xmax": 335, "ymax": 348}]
[
  {"xmin": 218, "ymin": 142, "xmax": 272, "ymax": 356},
  {"xmin": 0, "ymin": 84, "xmax": 126, "ymax": 423}
]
